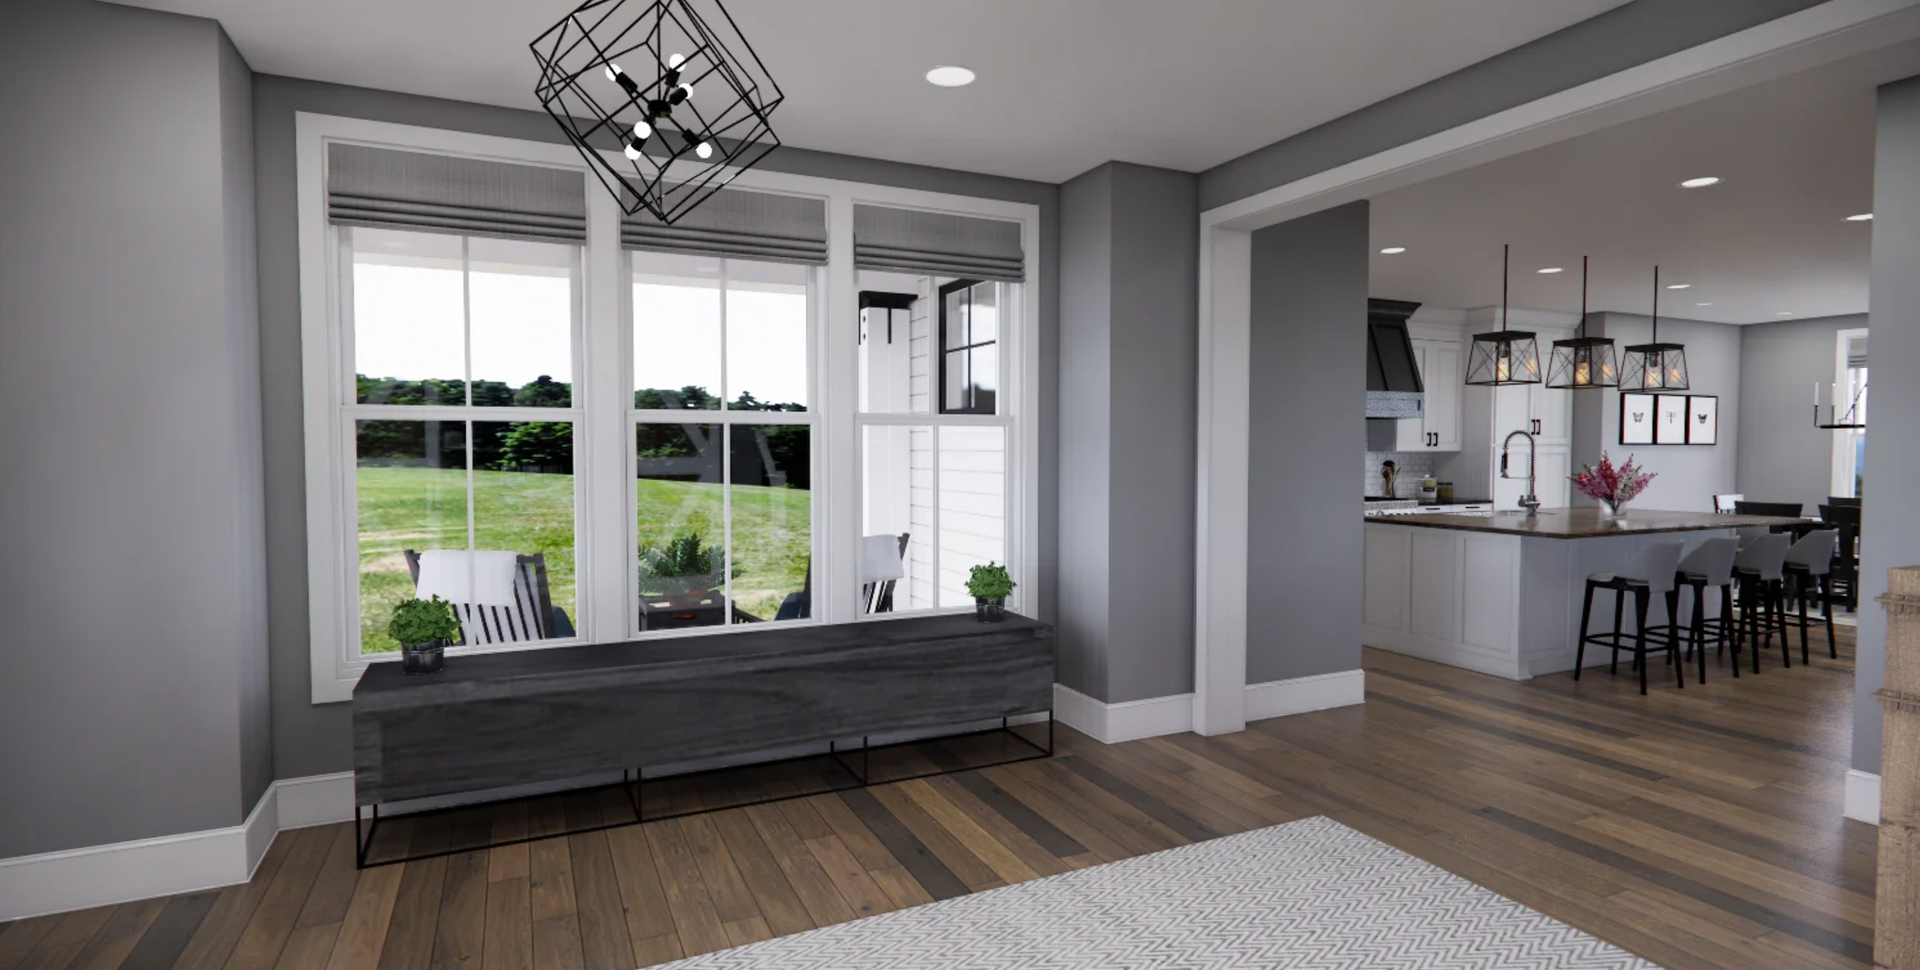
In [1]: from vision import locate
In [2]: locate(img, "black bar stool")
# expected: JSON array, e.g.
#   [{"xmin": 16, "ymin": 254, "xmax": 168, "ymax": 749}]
[
  {"xmin": 1576, "ymin": 541, "xmax": 1687, "ymax": 694},
  {"xmin": 1782, "ymin": 528, "xmax": 1840, "ymax": 663},
  {"xmin": 1669, "ymin": 537, "xmax": 1739, "ymax": 684},
  {"xmin": 1732, "ymin": 534, "xmax": 1792, "ymax": 673}
]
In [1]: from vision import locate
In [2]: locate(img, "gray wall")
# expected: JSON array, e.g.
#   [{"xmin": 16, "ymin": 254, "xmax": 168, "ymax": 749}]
[
  {"xmin": 1856, "ymin": 75, "xmax": 1920, "ymax": 776},
  {"xmin": 1583, "ymin": 312, "xmax": 1742, "ymax": 513},
  {"xmin": 253, "ymin": 76, "xmax": 1062, "ymax": 778},
  {"xmin": 1199, "ymin": 0, "xmax": 1828, "ymax": 212},
  {"xmin": 1246, "ymin": 202, "xmax": 1370, "ymax": 685},
  {"xmin": 1056, "ymin": 163, "xmax": 1199, "ymax": 704},
  {"xmin": 0, "ymin": 1, "xmax": 268, "ymax": 856},
  {"xmin": 1737, "ymin": 314, "xmax": 1867, "ymax": 514}
]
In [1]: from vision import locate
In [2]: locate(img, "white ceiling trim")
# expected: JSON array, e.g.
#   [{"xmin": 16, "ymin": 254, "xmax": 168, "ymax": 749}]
[{"xmin": 1206, "ymin": 0, "xmax": 1920, "ymax": 230}]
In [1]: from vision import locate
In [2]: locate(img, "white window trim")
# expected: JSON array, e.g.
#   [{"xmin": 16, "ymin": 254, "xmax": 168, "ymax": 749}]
[
  {"xmin": 297, "ymin": 112, "xmax": 1042, "ymax": 703},
  {"xmin": 1830, "ymin": 326, "xmax": 1868, "ymax": 499}
]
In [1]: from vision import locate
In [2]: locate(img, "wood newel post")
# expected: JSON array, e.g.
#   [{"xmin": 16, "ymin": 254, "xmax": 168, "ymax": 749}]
[{"xmin": 1877, "ymin": 566, "xmax": 1920, "ymax": 970}]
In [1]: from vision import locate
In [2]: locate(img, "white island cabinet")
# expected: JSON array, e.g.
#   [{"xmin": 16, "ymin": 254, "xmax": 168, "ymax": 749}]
[{"xmin": 1362, "ymin": 509, "xmax": 1799, "ymax": 680}]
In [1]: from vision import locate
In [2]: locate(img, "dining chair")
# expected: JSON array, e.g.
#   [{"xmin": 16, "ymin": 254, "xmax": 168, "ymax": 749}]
[
  {"xmin": 1734, "ymin": 500, "xmax": 1804, "ymax": 518},
  {"xmin": 1712, "ymin": 493, "xmax": 1745, "ymax": 514},
  {"xmin": 1782, "ymin": 529, "xmax": 1840, "ymax": 663},
  {"xmin": 1732, "ymin": 534, "xmax": 1793, "ymax": 673},
  {"xmin": 1819, "ymin": 504, "xmax": 1863, "ymax": 611},
  {"xmin": 1826, "ymin": 496, "xmax": 1862, "ymax": 508}
]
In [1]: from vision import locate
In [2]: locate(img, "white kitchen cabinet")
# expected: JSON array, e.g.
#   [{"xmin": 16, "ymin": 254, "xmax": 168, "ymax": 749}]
[{"xmin": 1394, "ymin": 334, "xmax": 1463, "ymax": 452}]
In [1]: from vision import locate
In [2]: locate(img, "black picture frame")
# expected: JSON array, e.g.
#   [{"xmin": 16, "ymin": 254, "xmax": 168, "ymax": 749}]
[
  {"xmin": 1654, "ymin": 394, "xmax": 1689, "ymax": 445},
  {"xmin": 1686, "ymin": 394, "xmax": 1719, "ymax": 445},
  {"xmin": 1620, "ymin": 393, "xmax": 1655, "ymax": 445}
]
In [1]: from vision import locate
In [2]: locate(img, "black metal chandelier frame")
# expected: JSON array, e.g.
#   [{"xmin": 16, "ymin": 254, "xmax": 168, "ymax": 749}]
[
  {"xmin": 1465, "ymin": 244, "xmax": 1543, "ymax": 387},
  {"xmin": 1546, "ymin": 255, "xmax": 1620, "ymax": 390},
  {"xmin": 532, "ymin": 0, "xmax": 784, "ymax": 224},
  {"xmin": 1618, "ymin": 265, "xmax": 1691, "ymax": 392}
]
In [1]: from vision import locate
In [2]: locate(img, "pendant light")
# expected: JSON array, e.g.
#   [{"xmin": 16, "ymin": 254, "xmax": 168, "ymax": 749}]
[
  {"xmin": 1546, "ymin": 256, "xmax": 1619, "ymax": 389},
  {"xmin": 1465, "ymin": 244, "xmax": 1542, "ymax": 386},
  {"xmin": 1619, "ymin": 266, "xmax": 1690, "ymax": 391}
]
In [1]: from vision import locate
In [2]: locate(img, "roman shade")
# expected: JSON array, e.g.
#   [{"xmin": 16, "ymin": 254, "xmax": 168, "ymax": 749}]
[
  {"xmin": 327, "ymin": 144, "xmax": 587, "ymax": 244},
  {"xmin": 1848, "ymin": 334, "xmax": 1869, "ymax": 368},
  {"xmin": 622, "ymin": 187, "xmax": 828, "ymax": 264},
  {"xmin": 853, "ymin": 204, "xmax": 1025, "ymax": 282}
]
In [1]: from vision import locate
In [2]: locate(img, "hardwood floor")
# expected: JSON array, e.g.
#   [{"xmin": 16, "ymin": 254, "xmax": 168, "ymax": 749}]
[{"xmin": 0, "ymin": 633, "xmax": 1874, "ymax": 970}]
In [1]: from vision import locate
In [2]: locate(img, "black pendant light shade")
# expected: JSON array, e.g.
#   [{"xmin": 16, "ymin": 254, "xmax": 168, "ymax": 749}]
[
  {"xmin": 1465, "ymin": 244, "xmax": 1543, "ymax": 386},
  {"xmin": 1619, "ymin": 265, "xmax": 1690, "ymax": 391},
  {"xmin": 1547, "ymin": 256, "xmax": 1619, "ymax": 389},
  {"xmin": 532, "ymin": 0, "xmax": 784, "ymax": 224}
]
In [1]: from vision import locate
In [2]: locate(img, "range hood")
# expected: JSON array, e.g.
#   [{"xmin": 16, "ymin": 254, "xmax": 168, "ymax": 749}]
[{"xmin": 1366, "ymin": 299, "xmax": 1425, "ymax": 420}]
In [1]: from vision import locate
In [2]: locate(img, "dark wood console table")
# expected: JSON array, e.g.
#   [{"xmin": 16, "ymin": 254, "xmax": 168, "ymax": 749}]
[{"xmin": 351, "ymin": 613, "xmax": 1055, "ymax": 866}]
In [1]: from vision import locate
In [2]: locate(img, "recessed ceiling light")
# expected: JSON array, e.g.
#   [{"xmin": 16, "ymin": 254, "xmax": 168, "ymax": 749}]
[
  {"xmin": 1847, "ymin": 213, "xmax": 1874, "ymax": 221},
  {"xmin": 1696, "ymin": 302, "xmax": 1712, "ymax": 306},
  {"xmin": 1679, "ymin": 177, "xmax": 1722, "ymax": 188},
  {"xmin": 925, "ymin": 66, "xmax": 976, "ymax": 87},
  {"xmin": 1379, "ymin": 247, "xmax": 1407, "ymax": 254},
  {"xmin": 1666, "ymin": 283, "xmax": 1691, "ymax": 289},
  {"xmin": 1536, "ymin": 267, "xmax": 1564, "ymax": 274},
  {"xmin": 1778, "ymin": 311, "xmax": 1794, "ymax": 316}
]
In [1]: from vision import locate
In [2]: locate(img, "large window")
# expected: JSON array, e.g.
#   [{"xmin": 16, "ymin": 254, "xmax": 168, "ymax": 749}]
[
  {"xmin": 301, "ymin": 120, "xmax": 1038, "ymax": 702},
  {"xmin": 632, "ymin": 253, "xmax": 813, "ymax": 629},
  {"xmin": 343, "ymin": 228, "xmax": 582, "ymax": 656},
  {"xmin": 1832, "ymin": 328, "xmax": 1868, "ymax": 499}
]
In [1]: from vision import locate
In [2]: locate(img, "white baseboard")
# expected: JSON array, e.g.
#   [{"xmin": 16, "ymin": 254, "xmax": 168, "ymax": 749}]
[
  {"xmin": 1844, "ymin": 769, "xmax": 1882, "ymax": 824},
  {"xmin": 1055, "ymin": 671, "xmax": 1366, "ymax": 744},
  {"xmin": 275, "ymin": 772, "xmax": 357, "ymax": 829},
  {"xmin": 1245, "ymin": 670, "xmax": 1367, "ymax": 720}
]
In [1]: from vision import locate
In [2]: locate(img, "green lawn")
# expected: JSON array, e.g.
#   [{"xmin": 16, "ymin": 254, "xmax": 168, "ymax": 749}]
[{"xmin": 357, "ymin": 466, "xmax": 808, "ymax": 653}]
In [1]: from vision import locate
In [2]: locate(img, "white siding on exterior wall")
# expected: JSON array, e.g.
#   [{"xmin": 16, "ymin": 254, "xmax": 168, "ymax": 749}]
[{"xmin": 938, "ymin": 425, "xmax": 1007, "ymax": 606}]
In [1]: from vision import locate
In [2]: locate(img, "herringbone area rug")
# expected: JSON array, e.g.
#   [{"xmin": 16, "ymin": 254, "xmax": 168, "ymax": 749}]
[{"xmin": 650, "ymin": 815, "xmax": 1660, "ymax": 968}]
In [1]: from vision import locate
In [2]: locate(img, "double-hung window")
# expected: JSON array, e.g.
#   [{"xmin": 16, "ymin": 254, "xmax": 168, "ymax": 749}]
[{"xmin": 300, "ymin": 118, "xmax": 1039, "ymax": 703}]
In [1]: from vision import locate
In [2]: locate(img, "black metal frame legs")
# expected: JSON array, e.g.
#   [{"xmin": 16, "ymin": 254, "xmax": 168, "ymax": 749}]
[
  {"xmin": 1576, "ymin": 579, "xmax": 1683, "ymax": 695},
  {"xmin": 354, "ymin": 712, "xmax": 1055, "ymax": 869}
]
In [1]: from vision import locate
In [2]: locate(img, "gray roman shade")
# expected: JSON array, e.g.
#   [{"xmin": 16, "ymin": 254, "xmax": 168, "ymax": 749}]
[
  {"xmin": 622, "ymin": 187, "xmax": 828, "ymax": 264},
  {"xmin": 1848, "ymin": 334, "xmax": 1869, "ymax": 368},
  {"xmin": 327, "ymin": 144, "xmax": 587, "ymax": 243},
  {"xmin": 854, "ymin": 204, "xmax": 1025, "ymax": 282}
]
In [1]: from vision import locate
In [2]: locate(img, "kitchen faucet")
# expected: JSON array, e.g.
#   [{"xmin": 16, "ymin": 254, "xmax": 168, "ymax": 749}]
[{"xmin": 1500, "ymin": 430, "xmax": 1541, "ymax": 517}]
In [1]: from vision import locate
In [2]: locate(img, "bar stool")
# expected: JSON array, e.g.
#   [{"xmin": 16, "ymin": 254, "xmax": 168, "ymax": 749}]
[
  {"xmin": 1670, "ymin": 537, "xmax": 1739, "ymax": 684},
  {"xmin": 1782, "ymin": 528, "xmax": 1840, "ymax": 664},
  {"xmin": 1576, "ymin": 541, "xmax": 1687, "ymax": 694},
  {"xmin": 1732, "ymin": 534, "xmax": 1792, "ymax": 673}
]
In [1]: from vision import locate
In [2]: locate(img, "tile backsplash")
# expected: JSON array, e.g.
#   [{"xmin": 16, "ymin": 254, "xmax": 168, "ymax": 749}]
[{"xmin": 1364, "ymin": 451, "xmax": 1436, "ymax": 499}]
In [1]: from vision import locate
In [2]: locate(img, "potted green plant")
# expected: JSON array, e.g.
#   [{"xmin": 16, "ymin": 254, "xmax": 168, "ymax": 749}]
[
  {"xmin": 640, "ymin": 524, "xmax": 727, "ymax": 608},
  {"xmin": 389, "ymin": 596, "xmax": 461, "ymax": 674},
  {"xmin": 965, "ymin": 562, "xmax": 1016, "ymax": 623}
]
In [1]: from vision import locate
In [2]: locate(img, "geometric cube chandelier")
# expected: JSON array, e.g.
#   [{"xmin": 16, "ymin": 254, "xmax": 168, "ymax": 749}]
[
  {"xmin": 1465, "ymin": 244, "xmax": 1543, "ymax": 386},
  {"xmin": 532, "ymin": 0, "xmax": 784, "ymax": 224},
  {"xmin": 1618, "ymin": 265, "xmax": 1690, "ymax": 392},
  {"xmin": 1546, "ymin": 256, "xmax": 1620, "ymax": 390}
]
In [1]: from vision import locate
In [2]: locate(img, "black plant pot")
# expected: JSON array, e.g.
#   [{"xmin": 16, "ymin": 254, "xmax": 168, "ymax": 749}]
[
  {"xmin": 402, "ymin": 638, "xmax": 446, "ymax": 675},
  {"xmin": 974, "ymin": 597, "xmax": 1006, "ymax": 623}
]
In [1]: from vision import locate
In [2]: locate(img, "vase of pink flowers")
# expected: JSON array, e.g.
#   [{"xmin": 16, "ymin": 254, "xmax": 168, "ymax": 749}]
[{"xmin": 1570, "ymin": 452, "xmax": 1656, "ymax": 524}]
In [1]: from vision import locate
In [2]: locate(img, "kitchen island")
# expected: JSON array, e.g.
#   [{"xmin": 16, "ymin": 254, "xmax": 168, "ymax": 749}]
[{"xmin": 1362, "ymin": 508, "xmax": 1801, "ymax": 680}]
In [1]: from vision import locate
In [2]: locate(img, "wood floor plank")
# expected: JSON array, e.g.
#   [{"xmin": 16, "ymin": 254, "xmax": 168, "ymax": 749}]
[
  {"xmin": 267, "ymin": 924, "xmax": 338, "ymax": 970},
  {"xmin": 706, "ymin": 811, "xmax": 815, "ymax": 937},
  {"xmin": 561, "ymin": 834, "xmax": 632, "ymax": 970},
  {"xmin": 66, "ymin": 898, "xmax": 165, "ymax": 970},
  {"xmin": 223, "ymin": 827, "xmax": 334, "ymax": 970},
  {"xmin": 895, "ymin": 779, "xmax": 1041, "ymax": 885},
  {"xmin": 624, "ymin": 935, "xmax": 681, "ymax": 969},
  {"xmin": 948, "ymin": 771, "xmax": 1087, "ymax": 858},
  {"xmin": 862, "ymin": 786, "xmax": 1000, "ymax": 891},
  {"xmin": 866, "ymin": 866, "xmax": 936, "ymax": 909},
  {"xmin": 598, "ymin": 827, "xmax": 675, "ymax": 943},
  {"xmin": 322, "ymin": 863, "xmax": 404, "ymax": 970},
  {"xmin": 801, "ymin": 835, "xmax": 896, "ymax": 919},
  {"xmin": 294, "ymin": 827, "xmax": 361, "ymax": 932},
  {"xmin": 481, "ymin": 878, "xmax": 531, "ymax": 970},
  {"xmin": 426, "ymin": 851, "xmax": 487, "ymax": 970},
  {"xmin": 803, "ymin": 795, "xmax": 901, "ymax": 873},
  {"xmin": 741, "ymin": 805, "xmax": 857, "ymax": 928},
  {"xmin": 488, "ymin": 805, "xmax": 531, "ymax": 885},
  {"xmin": 116, "ymin": 892, "xmax": 218, "ymax": 970},
  {"xmin": 639, "ymin": 822, "xmax": 729, "ymax": 958},
  {"xmin": 720, "ymin": 918, "xmax": 772, "ymax": 948},
  {"xmin": 832, "ymin": 791, "xmax": 971, "ymax": 902},
  {"xmin": 37, "ymin": 909, "xmax": 114, "ymax": 955},
  {"xmin": 526, "ymin": 839, "xmax": 575, "ymax": 925},
  {"xmin": 674, "ymin": 816, "xmax": 761, "ymax": 925},
  {"xmin": 374, "ymin": 856, "xmax": 445, "ymax": 970},
  {"xmin": 528, "ymin": 918, "xmax": 582, "ymax": 970},
  {"xmin": 0, "ymin": 917, "xmax": 63, "ymax": 970}
]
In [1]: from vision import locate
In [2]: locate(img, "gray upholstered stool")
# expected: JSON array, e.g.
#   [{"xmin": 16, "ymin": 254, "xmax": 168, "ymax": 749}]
[
  {"xmin": 1576, "ymin": 541, "xmax": 1687, "ymax": 694},
  {"xmin": 1671, "ymin": 537, "xmax": 1739, "ymax": 685},
  {"xmin": 1732, "ymin": 534, "xmax": 1792, "ymax": 673},
  {"xmin": 1782, "ymin": 528, "xmax": 1840, "ymax": 664}
]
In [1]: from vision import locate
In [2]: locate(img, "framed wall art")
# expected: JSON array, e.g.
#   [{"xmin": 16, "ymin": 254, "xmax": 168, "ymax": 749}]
[
  {"xmin": 1686, "ymin": 394, "xmax": 1718, "ymax": 445},
  {"xmin": 1620, "ymin": 392, "xmax": 1655, "ymax": 445}
]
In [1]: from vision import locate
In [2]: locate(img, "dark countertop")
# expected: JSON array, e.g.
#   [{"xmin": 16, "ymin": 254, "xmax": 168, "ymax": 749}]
[
  {"xmin": 354, "ymin": 612, "xmax": 1051, "ymax": 711},
  {"xmin": 1362, "ymin": 507, "xmax": 1804, "ymax": 539}
]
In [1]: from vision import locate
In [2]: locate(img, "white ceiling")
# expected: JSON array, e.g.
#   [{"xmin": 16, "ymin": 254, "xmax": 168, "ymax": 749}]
[
  {"xmin": 1368, "ymin": 41, "xmax": 1920, "ymax": 326},
  {"xmin": 101, "ymin": 0, "xmax": 1629, "ymax": 183}
]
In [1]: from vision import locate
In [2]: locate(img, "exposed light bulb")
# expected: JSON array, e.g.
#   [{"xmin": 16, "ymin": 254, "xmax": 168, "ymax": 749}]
[
  {"xmin": 604, "ymin": 63, "xmax": 622, "ymax": 82},
  {"xmin": 633, "ymin": 120, "xmax": 652, "ymax": 140},
  {"xmin": 678, "ymin": 82, "xmax": 693, "ymax": 99},
  {"xmin": 624, "ymin": 144, "xmax": 641, "ymax": 161},
  {"xmin": 668, "ymin": 53, "xmax": 685, "ymax": 69},
  {"xmin": 696, "ymin": 141, "xmax": 713, "ymax": 160}
]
